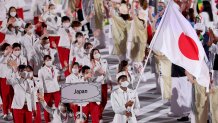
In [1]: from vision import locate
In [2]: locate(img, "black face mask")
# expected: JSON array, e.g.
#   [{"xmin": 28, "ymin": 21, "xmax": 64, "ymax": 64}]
[{"xmin": 119, "ymin": 14, "xmax": 130, "ymax": 21}]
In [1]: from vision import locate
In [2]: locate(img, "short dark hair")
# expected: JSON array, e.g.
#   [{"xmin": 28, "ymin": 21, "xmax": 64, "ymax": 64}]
[
  {"xmin": 48, "ymin": 4, "xmax": 55, "ymax": 9},
  {"xmin": 18, "ymin": 65, "xmax": 26, "ymax": 72},
  {"xmin": 26, "ymin": 65, "xmax": 33, "ymax": 71},
  {"xmin": 12, "ymin": 43, "xmax": 21, "ymax": 49},
  {"xmin": 118, "ymin": 75, "xmax": 127, "ymax": 82},
  {"xmin": 75, "ymin": 32, "xmax": 83, "ymax": 38},
  {"xmin": 84, "ymin": 42, "xmax": 92, "ymax": 49},
  {"xmin": 118, "ymin": 60, "xmax": 128, "ymax": 73},
  {"xmin": 0, "ymin": 43, "xmax": 10, "ymax": 52},
  {"xmin": 81, "ymin": 65, "xmax": 90, "ymax": 74},
  {"xmin": 72, "ymin": 62, "xmax": 79, "ymax": 67},
  {"xmin": 25, "ymin": 23, "xmax": 32, "ymax": 29},
  {"xmin": 43, "ymin": 55, "xmax": 52, "ymax": 61},
  {"xmin": 61, "ymin": 16, "xmax": 70, "ymax": 23},
  {"xmin": 71, "ymin": 21, "xmax": 81, "ymax": 28}
]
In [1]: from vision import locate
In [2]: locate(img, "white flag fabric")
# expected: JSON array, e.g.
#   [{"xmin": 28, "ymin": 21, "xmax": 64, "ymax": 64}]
[{"xmin": 150, "ymin": 0, "xmax": 210, "ymax": 90}]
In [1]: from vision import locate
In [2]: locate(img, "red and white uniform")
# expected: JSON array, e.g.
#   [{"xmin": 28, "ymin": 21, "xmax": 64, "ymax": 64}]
[
  {"xmin": 33, "ymin": 42, "xmax": 59, "ymax": 76},
  {"xmin": 6, "ymin": 73, "xmax": 36, "ymax": 123},
  {"xmin": 38, "ymin": 65, "xmax": 61, "ymax": 123}
]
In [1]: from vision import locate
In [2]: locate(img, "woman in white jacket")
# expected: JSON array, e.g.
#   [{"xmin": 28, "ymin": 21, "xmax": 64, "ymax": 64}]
[{"xmin": 111, "ymin": 72, "xmax": 140, "ymax": 123}]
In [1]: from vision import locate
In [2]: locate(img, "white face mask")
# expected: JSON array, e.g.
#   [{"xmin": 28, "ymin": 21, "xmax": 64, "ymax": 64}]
[
  {"xmin": 72, "ymin": 68, "xmax": 79, "ymax": 74},
  {"xmin": 13, "ymin": 50, "xmax": 21, "ymax": 56},
  {"xmin": 44, "ymin": 43, "xmax": 50, "ymax": 49},
  {"xmin": 27, "ymin": 72, "xmax": 33, "ymax": 78},
  {"xmin": 94, "ymin": 53, "xmax": 101, "ymax": 59},
  {"xmin": 120, "ymin": 81, "xmax": 129, "ymax": 88},
  {"xmin": 63, "ymin": 23, "xmax": 70, "ymax": 28},
  {"xmin": 50, "ymin": 9, "xmax": 56, "ymax": 14},
  {"xmin": 20, "ymin": 71, "xmax": 28, "ymax": 79},
  {"xmin": 45, "ymin": 61, "xmax": 52, "ymax": 67},
  {"xmin": 28, "ymin": 28, "xmax": 35, "ymax": 33},
  {"xmin": 10, "ymin": 12, "xmax": 16, "ymax": 17}
]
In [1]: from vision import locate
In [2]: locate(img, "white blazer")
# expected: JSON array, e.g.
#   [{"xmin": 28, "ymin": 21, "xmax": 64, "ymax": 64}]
[
  {"xmin": 4, "ymin": 32, "xmax": 21, "ymax": 45},
  {"xmin": 40, "ymin": 101, "xmax": 70, "ymax": 123},
  {"xmin": 111, "ymin": 88, "xmax": 140, "ymax": 123},
  {"xmin": 69, "ymin": 43, "xmax": 86, "ymax": 66},
  {"xmin": 8, "ymin": 53, "xmax": 27, "ymax": 66},
  {"xmin": 0, "ymin": 55, "xmax": 11, "ymax": 78},
  {"xmin": 42, "ymin": 12, "xmax": 61, "ymax": 35},
  {"xmin": 7, "ymin": 73, "xmax": 36, "ymax": 111},
  {"xmin": 33, "ymin": 42, "xmax": 59, "ymax": 75},
  {"xmin": 38, "ymin": 65, "xmax": 60, "ymax": 93},
  {"xmin": 32, "ymin": 77, "xmax": 44, "ymax": 103},
  {"xmin": 20, "ymin": 34, "xmax": 39, "ymax": 61},
  {"xmin": 65, "ymin": 73, "xmax": 83, "ymax": 84},
  {"xmin": 57, "ymin": 27, "xmax": 72, "ymax": 49},
  {"xmin": 92, "ymin": 59, "xmax": 111, "ymax": 84}
]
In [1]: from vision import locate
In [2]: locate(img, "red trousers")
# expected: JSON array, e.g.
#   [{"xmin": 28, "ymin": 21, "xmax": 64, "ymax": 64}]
[
  {"xmin": 34, "ymin": 102, "xmax": 42, "ymax": 123},
  {"xmin": 48, "ymin": 36, "xmax": 60, "ymax": 49},
  {"xmin": 44, "ymin": 91, "xmax": 61, "ymax": 123},
  {"xmin": 100, "ymin": 84, "xmax": 108, "ymax": 118},
  {"xmin": 0, "ymin": 32, "xmax": 5, "ymax": 44},
  {"xmin": 16, "ymin": 8, "xmax": 24, "ymax": 20},
  {"xmin": 0, "ymin": 78, "xmax": 13, "ymax": 115},
  {"xmin": 57, "ymin": 47, "xmax": 70, "ymax": 76},
  {"xmin": 13, "ymin": 105, "xmax": 32, "ymax": 123},
  {"xmin": 70, "ymin": 103, "xmax": 100, "ymax": 123}
]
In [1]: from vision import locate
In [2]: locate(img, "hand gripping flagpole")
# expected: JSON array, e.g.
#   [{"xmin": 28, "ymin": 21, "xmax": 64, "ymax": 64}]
[{"xmin": 130, "ymin": 0, "xmax": 172, "ymax": 100}]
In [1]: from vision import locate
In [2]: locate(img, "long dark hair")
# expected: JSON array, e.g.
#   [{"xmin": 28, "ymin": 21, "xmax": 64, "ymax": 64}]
[
  {"xmin": 90, "ymin": 48, "xmax": 100, "ymax": 61},
  {"xmin": 7, "ymin": 6, "xmax": 18, "ymax": 18},
  {"xmin": 202, "ymin": 1, "xmax": 214, "ymax": 21}
]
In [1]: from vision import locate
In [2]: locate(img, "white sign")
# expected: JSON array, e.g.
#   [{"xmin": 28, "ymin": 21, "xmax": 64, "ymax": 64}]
[{"xmin": 61, "ymin": 82, "xmax": 102, "ymax": 103}]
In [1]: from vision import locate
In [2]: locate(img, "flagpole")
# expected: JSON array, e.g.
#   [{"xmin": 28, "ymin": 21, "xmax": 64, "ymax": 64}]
[{"xmin": 131, "ymin": 0, "xmax": 173, "ymax": 99}]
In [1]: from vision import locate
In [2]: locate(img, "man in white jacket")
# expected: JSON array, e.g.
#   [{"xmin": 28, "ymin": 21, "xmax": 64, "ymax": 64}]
[
  {"xmin": 6, "ymin": 65, "xmax": 36, "ymax": 123},
  {"xmin": 111, "ymin": 72, "xmax": 140, "ymax": 123}
]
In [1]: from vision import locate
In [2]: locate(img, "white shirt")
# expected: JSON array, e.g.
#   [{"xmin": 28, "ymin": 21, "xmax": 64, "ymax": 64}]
[
  {"xmin": 92, "ymin": 59, "xmax": 110, "ymax": 84},
  {"xmin": 111, "ymin": 88, "xmax": 140, "ymax": 123},
  {"xmin": 8, "ymin": 53, "xmax": 27, "ymax": 66},
  {"xmin": 42, "ymin": 12, "xmax": 61, "ymax": 35},
  {"xmin": 38, "ymin": 65, "xmax": 60, "ymax": 93},
  {"xmin": 20, "ymin": 34, "xmax": 39, "ymax": 61},
  {"xmin": 69, "ymin": 43, "xmax": 86, "ymax": 66},
  {"xmin": 57, "ymin": 27, "xmax": 72, "ymax": 49},
  {"xmin": 41, "ymin": 101, "xmax": 69, "ymax": 123},
  {"xmin": 7, "ymin": 74, "xmax": 36, "ymax": 111},
  {"xmin": 65, "ymin": 73, "xmax": 82, "ymax": 84},
  {"xmin": 33, "ymin": 42, "xmax": 59, "ymax": 75}
]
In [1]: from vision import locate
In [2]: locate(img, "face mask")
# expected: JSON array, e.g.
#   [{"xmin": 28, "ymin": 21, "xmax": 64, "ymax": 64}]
[
  {"xmin": 94, "ymin": 53, "xmax": 101, "ymax": 59},
  {"xmin": 72, "ymin": 68, "xmax": 79, "ymax": 74},
  {"xmin": 76, "ymin": 27, "xmax": 82, "ymax": 32},
  {"xmin": 63, "ymin": 23, "xmax": 70, "ymax": 28},
  {"xmin": 44, "ymin": 43, "xmax": 50, "ymax": 49},
  {"xmin": 10, "ymin": 12, "xmax": 16, "ymax": 17},
  {"xmin": 13, "ymin": 50, "xmax": 21, "ymax": 56},
  {"xmin": 28, "ymin": 28, "xmax": 35, "ymax": 33},
  {"xmin": 27, "ymin": 72, "xmax": 33, "ymax": 78},
  {"xmin": 120, "ymin": 81, "xmax": 129, "ymax": 88},
  {"xmin": 45, "ymin": 61, "xmax": 52, "ymax": 67},
  {"xmin": 20, "ymin": 71, "xmax": 28, "ymax": 79},
  {"xmin": 50, "ymin": 9, "xmax": 56, "ymax": 14}
]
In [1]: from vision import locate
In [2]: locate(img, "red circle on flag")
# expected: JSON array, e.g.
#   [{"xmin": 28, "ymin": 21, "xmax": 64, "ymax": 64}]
[{"xmin": 178, "ymin": 33, "xmax": 199, "ymax": 60}]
